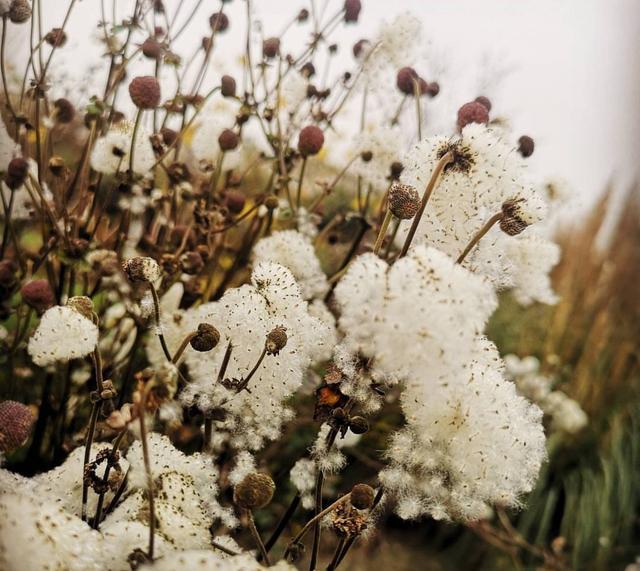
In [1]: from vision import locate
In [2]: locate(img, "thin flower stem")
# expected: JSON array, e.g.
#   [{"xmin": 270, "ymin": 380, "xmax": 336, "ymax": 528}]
[
  {"xmin": 171, "ymin": 331, "xmax": 197, "ymax": 364},
  {"xmin": 138, "ymin": 391, "xmax": 156, "ymax": 560},
  {"xmin": 92, "ymin": 429, "xmax": 127, "ymax": 528},
  {"xmin": 456, "ymin": 212, "xmax": 503, "ymax": 264},
  {"xmin": 128, "ymin": 109, "xmax": 143, "ymax": 175},
  {"xmin": 373, "ymin": 210, "xmax": 393, "ymax": 256},
  {"xmin": 0, "ymin": 16, "xmax": 18, "ymax": 125},
  {"xmin": 383, "ymin": 218, "xmax": 401, "ymax": 260},
  {"xmin": 81, "ymin": 401, "xmax": 101, "ymax": 521},
  {"xmin": 296, "ymin": 156, "xmax": 308, "ymax": 210},
  {"xmin": 412, "ymin": 78, "xmax": 422, "ymax": 140},
  {"xmin": 235, "ymin": 346, "xmax": 267, "ymax": 393},
  {"xmin": 261, "ymin": 493, "xmax": 301, "ymax": 558},
  {"xmin": 212, "ymin": 540, "xmax": 240, "ymax": 557},
  {"xmin": 148, "ymin": 282, "xmax": 173, "ymax": 363},
  {"xmin": 399, "ymin": 151, "xmax": 454, "ymax": 258},
  {"xmin": 326, "ymin": 536, "xmax": 347, "ymax": 571},
  {"xmin": 245, "ymin": 508, "xmax": 271, "ymax": 566}
]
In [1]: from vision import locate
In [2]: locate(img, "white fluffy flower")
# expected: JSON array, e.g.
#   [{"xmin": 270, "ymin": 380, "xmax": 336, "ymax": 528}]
[
  {"xmin": 101, "ymin": 521, "xmax": 173, "ymax": 570},
  {"xmin": 139, "ymin": 549, "xmax": 295, "ymax": 571},
  {"xmin": 253, "ymin": 230, "xmax": 329, "ymax": 300},
  {"xmin": 91, "ymin": 122, "xmax": 155, "ymax": 175},
  {"xmin": 28, "ymin": 305, "xmax": 99, "ymax": 366},
  {"xmin": 190, "ymin": 96, "xmax": 240, "ymax": 166},
  {"xmin": 290, "ymin": 458, "xmax": 317, "ymax": 509},
  {"xmin": 544, "ymin": 391, "xmax": 589, "ymax": 435}
]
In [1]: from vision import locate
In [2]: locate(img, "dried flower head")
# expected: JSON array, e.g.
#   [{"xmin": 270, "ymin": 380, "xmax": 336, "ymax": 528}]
[
  {"xmin": 218, "ymin": 128, "xmax": 239, "ymax": 151},
  {"xmin": 209, "ymin": 11, "xmax": 229, "ymax": 32},
  {"xmin": 220, "ymin": 74, "xmax": 236, "ymax": 97},
  {"xmin": 298, "ymin": 125, "xmax": 324, "ymax": 157},
  {"xmin": 233, "ymin": 473, "xmax": 275, "ymax": 509},
  {"xmin": 5, "ymin": 156, "xmax": 28, "ymax": 189},
  {"xmin": 344, "ymin": 0, "xmax": 362, "ymax": 23},
  {"xmin": 263, "ymin": 37, "xmax": 280, "ymax": 59},
  {"xmin": 350, "ymin": 483, "xmax": 375, "ymax": 510},
  {"xmin": 396, "ymin": 66, "xmax": 420, "ymax": 95},
  {"xmin": 141, "ymin": 37, "xmax": 162, "ymax": 59},
  {"xmin": 20, "ymin": 280, "xmax": 54, "ymax": 313},
  {"xmin": 8, "ymin": 0, "xmax": 31, "ymax": 23},
  {"xmin": 128, "ymin": 76, "xmax": 161, "ymax": 109},
  {"xmin": 500, "ymin": 198, "xmax": 534, "ymax": 236},
  {"xmin": 0, "ymin": 400, "xmax": 34, "ymax": 453},
  {"xmin": 190, "ymin": 323, "xmax": 220, "ymax": 352},
  {"xmin": 52, "ymin": 98, "xmax": 75, "ymax": 123},
  {"xmin": 457, "ymin": 100, "xmax": 490, "ymax": 130},
  {"xmin": 123, "ymin": 256, "xmax": 161, "ymax": 283},
  {"xmin": 265, "ymin": 325, "xmax": 288, "ymax": 355},
  {"xmin": 44, "ymin": 27, "xmax": 66, "ymax": 47},
  {"xmin": 66, "ymin": 295, "xmax": 95, "ymax": 320},
  {"xmin": 388, "ymin": 181, "xmax": 420, "ymax": 219}
]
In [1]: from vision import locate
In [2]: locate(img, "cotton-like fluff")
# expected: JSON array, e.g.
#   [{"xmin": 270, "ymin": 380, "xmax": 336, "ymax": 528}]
[
  {"xmin": 139, "ymin": 549, "xmax": 296, "ymax": 571},
  {"xmin": 91, "ymin": 121, "xmax": 155, "ymax": 175},
  {"xmin": 290, "ymin": 458, "xmax": 317, "ymax": 509},
  {"xmin": 334, "ymin": 246, "xmax": 496, "ymax": 387},
  {"xmin": 350, "ymin": 125, "xmax": 403, "ymax": 194},
  {"xmin": 398, "ymin": 123, "xmax": 558, "ymax": 303},
  {"xmin": 101, "ymin": 521, "xmax": 173, "ymax": 571},
  {"xmin": 0, "ymin": 493, "xmax": 104, "ymax": 571},
  {"xmin": 28, "ymin": 305, "xmax": 99, "ymax": 366},
  {"xmin": 380, "ymin": 340, "xmax": 546, "ymax": 522},
  {"xmin": 190, "ymin": 96, "xmax": 241, "ymax": 167},
  {"xmin": 181, "ymin": 263, "xmax": 333, "ymax": 451},
  {"xmin": 310, "ymin": 423, "xmax": 346, "ymax": 476},
  {"xmin": 252, "ymin": 230, "xmax": 329, "ymax": 300},
  {"xmin": 0, "ymin": 117, "xmax": 20, "ymax": 171}
]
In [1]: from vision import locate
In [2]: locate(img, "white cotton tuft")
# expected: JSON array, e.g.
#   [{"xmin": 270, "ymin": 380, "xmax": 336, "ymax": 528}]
[
  {"xmin": 91, "ymin": 122, "xmax": 155, "ymax": 175},
  {"xmin": 139, "ymin": 549, "xmax": 296, "ymax": 571}
]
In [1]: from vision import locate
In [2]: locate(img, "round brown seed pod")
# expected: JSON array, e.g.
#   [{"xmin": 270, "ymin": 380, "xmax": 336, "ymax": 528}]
[
  {"xmin": 180, "ymin": 251, "xmax": 204, "ymax": 275},
  {"xmin": 344, "ymin": 0, "xmax": 361, "ymax": 23},
  {"xmin": 518, "ymin": 135, "xmax": 535, "ymax": 158},
  {"xmin": 160, "ymin": 127, "xmax": 177, "ymax": 146},
  {"xmin": 218, "ymin": 129, "xmax": 239, "ymax": 151},
  {"xmin": 425, "ymin": 81, "xmax": 440, "ymax": 97},
  {"xmin": 190, "ymin": 323, "xmax": 220, "ymax": 352},
  {"xmin": 0, "ymin": 401, "xmax": 34, "ymax": 453},
  {"xmin": 474, "ymin": 95, "xmax": 492, "ymax": 112},
  {"xmin": 360, "ymin": 150, "xmax": 373, "ymax": 162},
  {"xmin": 390, "ymin": 161, "xmax": 404, "ymax": 180},
  {"xmin": 233, "ymin": 473, "xmax": 275, "ymax": 509},
  {"xmin": 265, "ymin": 325, "xmax": 288, "ymax": 356},
  {"xmin": 20, "ymin": 280, "xmax": 54, "ymax": 313},
  {"xmin": 225, "ymin": 190, "xmax": 246, "ymax": 214},
  {"xmin": 262, "ymin": 37, "xmax": 280, "ymax": 59},
  {"xmin": 9, "ymin": 0, "xmax": 32, "ymax": 24},
  {"xmin": 263, "ymin": 194, "xmax": 279, "ymax": 210},
  {"xmin": 66, "ymin": 295, "xmax": 94, "ymax": 319},
  {"xmin": 396, "ymin": 66, "xmax": 419, "ymax": 95},
  {"xmin": 352, "ymin": 38, "xmax": 369, "ymax": 58},
  {"xmin": 220, "ymin": 75, "xmax": 236, "ymax": 97},
  {"xmin": 53, "ymin": 98, "xmax": 75, "ymax": 123},
  {"xmin": 44, "ymin": 28, "xmax": 67, "ymax": 47},
  {"xmin": 141, "ymin": 37, "xmax": 162, "ymax": 59},
  {"xmin": 298, "ymin": 125, "xmax": 324, "ymax": 157},
  {"xmin": 122, "ymin": 256, "xmax": 161, "ymax": 283},
  {"xmin": 348, "ymin": 416, "xmax": 369, "ymax": 435},
  {"xmin": 5, "ymin": 157, "xmax": 29, "ymax": 189},
  {"xmin": 500, "ymin": 199, "xmax": 529, "ymax": 236},
  {"xmin": 388, "ymin": 182, "xmax": 420, "ymax": 220},
  {"xmin": 209, "ymin": 11, "xmax": 229, "ymax": 32},
  {"xmin": 128, "ymin": 76, "xmax": 161, "ymax": 109},
  {"xmin": 350, "ymin": 484, "xmax": 375, "ymax": 510},
  {"xmin": 457, "ymin": 101, "xmax": 490, "ymax": 130},
  {"xmin": 297, "ymin": 8, "xmax": 309, "ymax": 22}
]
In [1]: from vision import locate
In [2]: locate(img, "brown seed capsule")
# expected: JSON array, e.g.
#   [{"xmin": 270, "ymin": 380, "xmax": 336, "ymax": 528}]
[
  {"xmin": 233, "ymin": 473, "xmax": 275, "ymax": 510},
  {"xmin": 209, "ymin": 11, "xmax": 229, "ymax": 32},
  {"xmin": 262, "ymin": 37, "xmax": 280, "ymax": 59},
  {"xmin": 9, "ymin": 0, "xmax": 32, "ymax": 24},
  {"xmin": 396, "ymin": 66, "xmax": 419, "ymax": 95},
  {"xmin": 225, "ymin": 190, "xmax": 246, "ymax": 214},
  {"xmin": 48, "ymin": 156, "xmax": 66, "ymax": 177},
  {"xmin": 190, "ymin": 323, "xmax": 220, "ymax": 352},
  {"xmin": 122, "ymin": 256, "xmax": 161, "ymax": 283},
  {"xmin": 5, "ymin": 157, "xmax": 29, "ymax": 189},
  {"xmin": 44, "ymin": 28, "xmax": 67, "ymax": 47},
  {"xmin": 348, "ymin": 416, "xmax": 369, "ymax": 435},
  {"xmin": 265, "ymin": 325, "xmax": 288, "ymax": 356},
  {"xmin": 129, "ymin": 76, "xmax": 161, "ymax": 109},
  {"xmin": 0, "ymin": 401, "xmax": 34, "ymax": 453},
  {"xmin": 475, "ymin": 95, "xmax": 492, "ymax": 112},
  {"xmin": 298, "ymin": 125, "xmax": 324, "ymax": 157},
  {"xmin": 388, "ymin": 182, "xmax": 420, "ymax": 220},
  {"xmin": 53, "ymin": 98, "xmax": 75, "ymax": 123},
  {"xmin": 390, "ymin": 161, "xmax": 404, "ymax": 180},
  {"xmin": 66, "ymin": 295, "xmax": 94, "ymax": 320},
  {"xmin": 425, "ymin": 81, "xmax": 440, "ymax": 97},
  {"xmin": 20, "ymin": 280, "xmax": 54, "ymax": 313},
  {"xmin": 297, "ymin": 8, "xmax": 309, "ymax": 22},
  {"xmin": 518, "ymin": 135, "xmax": 535, "ymax": 158},
  {"xmin": 220, "ymin": 75, "xmax": 236, "ymax": 98},
  {"xmin": 352, "ymin": 39, "xmax": 369, "ymax": 59},
  {"xmin": 344, "ymin": 0, "xmax": 361, "ymax": 23},
  {"xmin": 301, "ymin": 61, "xmax": 316, "ymax": 78},
  {"xmin": 218, "ymin": 129, "xmax": 239, "ymax": 152},
  {"xmin": 360, "ymin": 150, "xmax": 373, "ymax": 162},
  {"xmin": 160, "ymin": 127, "xmax": 177, "ymax": 146},
  {"xmin": 263, "ymin": 194, "xmax": 279, "ymax": 210},
  {"xmin": 350, "ymin": 483, "xmax": 375, "ymax": 510},
  {"xmin": 141, "ymin": 37, "xmax": 162, "ymax": 59},
  {"xmin": 500, "ymin": 198, "xmax": 530, "ymax": 236},
  {"xmin": 180, "ymin": 251, "xmax": 204, "ymax": 275},
  {"xmin": 457, "ymin": 101, "xmax": 490, "ymax": 130}
]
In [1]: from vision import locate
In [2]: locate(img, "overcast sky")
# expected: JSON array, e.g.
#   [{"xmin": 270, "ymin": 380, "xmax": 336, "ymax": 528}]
[{"xmin": 12, "ymin": 0, "xmax": 640, "ymax": 209}]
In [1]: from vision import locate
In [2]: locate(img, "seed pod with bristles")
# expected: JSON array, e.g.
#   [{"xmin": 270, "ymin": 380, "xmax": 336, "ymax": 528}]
[
  {"xmin": 66, "ymin": 296, "xmax": 94, "ymax": 320},
  {"xmin": 350, "ymin": 483, "xmax": 375, "ymax": 510},
  {"xmin": 233, "ymin": 473, "xmax": 275, "ymax": 509},
  {"xmin": 190, "ymin": 323, "xmax": 220, "ymax": 352},
  {"xmin": 5, "ymin": 157, "xmax": 28, "ymax": 189},
  {"xmin": 9, "ymin": 0, "xmax": 31, "ymax": 23},
  {"xmin": 218, "ymin": 129, "xmax": 239, "ymax": 151},
  {"xmin": 128, "ymin": 76, "xmax": 161, "ymax": 109},
  {"xmin": 265, "ymin": 325, "xmax": 287, "ymax": 355},
  {"xmin": 298, "ymin": 125, "xmax": 324, "ymax": 157},
  {"xmin": 21, "ymin": 280, "xmax": 54, "ymax": 313},
  {"xmin": 388, "ymin": 182, "xmax": 420, "ymax": 220},
  {"xmin": 44, "ymin": 28, "xmax": 67, "ymax": 47},
  {"xmin": 0, "ymin": 400, "xmax": 34, "ymax": 453},
  {"xmin": 122, "ymin": 256, "xmax": 162, "ymax": 283},
  {"xmin": 500, "ymin": 198, "xmax": 532, "ymax": 236}
]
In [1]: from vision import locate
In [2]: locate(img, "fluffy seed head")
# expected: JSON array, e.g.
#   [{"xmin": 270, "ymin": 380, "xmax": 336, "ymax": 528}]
[
  {"xmin": 396, "ymin": 67, "xmax": 419, "ymax": 95},
  {"xmin": 220, "ymin": 75, "xmax": 236, "ymax": 97},
  {"xmin": 457, "ymin": 101, "xmax": 490, "ymax": 130},
  {"xmin": 128, "ymin": 76, "xmax": 161, "ymax": 109},
  {"xmin": 344, "ymin": 0, "xmax": 362, "ymax": 23},
  {"xmin": 9, "ymin": 0, "xmax": 31, "ymax": 23},
  {"xmin": 262, "ymin": 37, "xmax": 280, "ymax": 59},
  {"xmin": 123, "ymin": 256, "xmax": 162, "ymax": 283},
  {"xmin": 350, "ymin": 483, "xmax": 375, "ymax": 510},
  {"xmin": 190, "ymin": 323, "xmax": 220, "ymax": 352},
  {"xmin": 218, "ymin": 128, "xmax": 239, "ymax": 151},
  {"xmin": 518, "ymin": 135, "xmax": 535, "ymax": 158},
  {"xmin": 0, "ymin": 400, "xmax": 34, "ymax": 453},
  {"xmin": 265, "ymin": 325, "xmax": 288, "ymax": 355},
  {"xmin": 298, "ymin": 125, "xmax": 324, "ymax": 157},
  {"xmin": 53, "ymin": 98, "xmax": 75, "ymax": 123},
  {"xmin": 388, "ymin": 181, "xmax": 420, "ymax": 219},
  {"xmin": 209, "ymin": 11, "xmax": 229, "ymax": 32},
  {"xmin": 5, "ymin": 157, "xmax": 29, "ymax": 189},
  {"xmin": 21, "ymin": 280, "xmax": 54, "ymax": 313},
  {"xmin": 233, "ymin": 473, "xmax": 275, "ymax": 509}
]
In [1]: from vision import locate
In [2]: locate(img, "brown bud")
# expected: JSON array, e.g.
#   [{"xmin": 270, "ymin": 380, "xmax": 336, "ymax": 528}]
[
  {"xmin": 190, "ymin": 323, "xmax": 220, "ymax": 352},
  {"xmin": 457, "ymin": 101, "xmax": 490, "ymax": 130},
  {"xmin": 518, "ymin": 135, "xmax": 535, "ymax": 158},
  {"xmin": 425, "ymin": 81, "xmax": 440, "ymax": 97},
  {"xmin": 388, "ymin": 182, "xmax": 420, "ymax": 220},
  {"xmin": 160, "ymin": 127, "xmax": 177, "ymax": 146},
  {"xmin": 262, "ymin": 37, "xmax": 280, "ymax": 59},
  {"xmin": 360, "ymin": 150, "xmax": 373, "ymax": 162},
  {"xmin": 45, "ymin": 28, "xmax": 67, "ymax": 47},
  {"xmin": 53, "ymin": 98, "xmax": 75, "ymax": 123},
  {"xmin": 297, "ymin": 8, "xmax": 309, "ymax": 22},
  {"xmin": 225, "ymin": 190, "xmax": 246, "ymax": 214},
  {"xmin": 350, "ymin": 483, "xmax": 375, "ymax": 510},
  {"xmin": 265, "ymin": 325, "xmax": 287, "ymax": 355},
  {"xmin": 9, "ymin": 0, "xmax": 32, "ymax": 24},
  {"xmin": 209, "ymin": 11, "xmax": 229, "ymax": 32},
  {"xmin": 301, "ymin": 62, "xmax": 316, "ymax": 78},
  {"xmin": 348, "ymin": 416, "xmax": 369, "ymax": 435},
  {"xmin": 141, "ymin": 37, "xmax": 162, "ymax": 59},
  {"xmin": 396, "ymin": 67, "xmax": 419, "ymax": 95},
  {"xmin": 475, "ymin": 95, "xmax": 492, "ymax": 112},
  {"xmin": 234, "ymin": 473, "xmax": 275, "ymax": 510},
  {"xmin": 20, "ymin": 280, "xmax": 54, "ymax": 313},
  {"xmin": 218, "ymin": 129, "xmax": 239, "ymax": 151},
  {"xmin": 352, "ymin": 39, "xmax": 369, "ymax": 58},
  {"xmin": 66, "ymin": 295, "xmax": 94, "ymax": 320},
  {"xmin": 263, "ymin": 194, "xmax": 279, "ymax": 210},
  {"xmin": 5, "ymin": 157, "xmax": 29, "ymax": 189},
  {"xmin": 0, "ymin": 401, "xmax": 34, "ymax": 453},
  {"xmin": 298, "ymin": 125, "xmax": 324, "ymax": 157},
  {"xmin": 390, "ymin": 161, "xmax": 404, "ymax": 180},
  {"xmin": 220, "ymin": 75, "xmax": 236, "ymax": 97},
  {"xmin": 128, "ymin": 76, "xmax": 161, "ymax": 109},
  {"xmin": 344, "ymin": 0, "xmax": 361, "ymax": 23},
  {"xmin": 48, "ymin": 156, "xmax": 66, "ymax": 176}
]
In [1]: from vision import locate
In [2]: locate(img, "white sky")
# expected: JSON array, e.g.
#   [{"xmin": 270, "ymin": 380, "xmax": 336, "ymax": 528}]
[{"xmin": 11, "ymin": 0, "xmax": 640, "ymax": 208}]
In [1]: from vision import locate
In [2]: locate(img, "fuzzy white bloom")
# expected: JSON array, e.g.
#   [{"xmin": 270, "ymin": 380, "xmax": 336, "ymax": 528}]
[
  {"xmin": 350, "ymin": 125, "xmax": 403, "ymax": 194},
  {"xmin": 335, "ymin": 246, "xmax": 496, "ymax": 387},
  {"xmin": 310, "ymin": 423, "xmax": 346, "ymax": 475},
  {"xmin": 381, "ymin": 342, "xmax": 546, "ymax": 522},
  {"xmin": 253, "ymin": 230, "xmax": 329, "ymax": 300},
  {"xmin": 91, "ymin": 122, "xmax": 155, "ymax": 175},
  {"xmin": 181, "ymin": 263, "xmax": 333, "ymax": 451},
  {"xmin": 228, "ymin": 451, "xmax": 256, "ymax": 486},
  {"xmin": 139, "ymin": 550, "xmax": 296, "ymax": 571},
  {"xmin": 544, "ymin": 391, "xmax": 589, "ymax": 434},
  {"xmin": 101, "ymin": 521, "xmax": 174, "ymax": 570},
  {"xmin": 290, "ymin": 458, "xmax": 317, "ymax": 509},
  {"xmin": 28, "ymin": 305, "xmax": 99, "ymax": 366},
  {"xmin": 191, "ymin": 96, "xmax": 240, "ymax": 166},
  {"xmin": 0, "ymin": 117, "xmax": 20, "ymax": 171}
]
